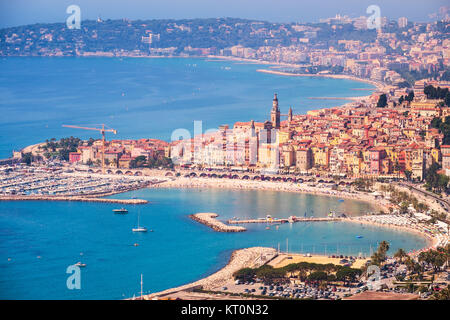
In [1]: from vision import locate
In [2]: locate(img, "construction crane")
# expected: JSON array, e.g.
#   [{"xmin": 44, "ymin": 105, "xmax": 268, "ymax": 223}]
[{"xmin": 62, "ymin": 124, "xmax": 117, "ymax": 174}]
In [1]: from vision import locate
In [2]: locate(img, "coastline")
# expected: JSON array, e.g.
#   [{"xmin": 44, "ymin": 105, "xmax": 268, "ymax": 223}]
[
  {"xmin": 155, "ymin": 177, "xmax": 445, "ymax": 252},
  {"xmin": 154, "ymin": 177, "xmax": 390, "ymax": 213},
  {"xmin": 343, "ymin": 216, "xmax": 440, "ymax": 255},
  {"xmin": 139, "ymin": 247, "xmax": 277, "ymax": 300},
  {"xmin": 255, "ymin": 68, "xmax": 384, "ymax": 91}
]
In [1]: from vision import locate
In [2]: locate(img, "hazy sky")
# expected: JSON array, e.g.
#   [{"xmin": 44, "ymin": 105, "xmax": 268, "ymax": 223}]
[{"xmin": 0, "ymin": 0, "xmax": 448, "ymax": 28}]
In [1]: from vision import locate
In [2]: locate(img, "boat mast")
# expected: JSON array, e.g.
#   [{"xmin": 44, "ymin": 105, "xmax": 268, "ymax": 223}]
[{"xmin": 140, "ymin": 274, "xmax": 143, "ymax": 300}]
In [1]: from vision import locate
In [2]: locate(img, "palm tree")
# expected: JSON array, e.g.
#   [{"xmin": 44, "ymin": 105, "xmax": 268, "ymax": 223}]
[
  {"xmin": 394, "ymin": 248, "xmax": 407, "ymax": 263},
  {"xmin": 379, "ymin": 241, "xmax": 390, "ymax": 254}
]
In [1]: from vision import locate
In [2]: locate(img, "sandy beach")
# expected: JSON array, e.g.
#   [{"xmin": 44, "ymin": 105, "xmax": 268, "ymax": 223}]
[
  {"xmin": 344, "ymin": 215, "xmax": 447, "ymax": 255},
  {"xmin": 155, "ymin": 177, "xmax": 448, "ymax": 254},
  {"xmin": 156, "ymin": 177, "xmax": 390, "ymax": 212},
  {"xmin": 269, "ymin": 253, "xmax": 369, "ymax": 269},
  {"xmin": 255, "ymin": 68, "xmax": 384, "ymax": 91}
]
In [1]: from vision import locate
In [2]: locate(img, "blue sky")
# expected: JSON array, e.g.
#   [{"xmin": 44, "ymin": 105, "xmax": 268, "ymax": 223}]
[{"xmin": 0, "ymin": 0, "xmax": 448, "ymax": 28}]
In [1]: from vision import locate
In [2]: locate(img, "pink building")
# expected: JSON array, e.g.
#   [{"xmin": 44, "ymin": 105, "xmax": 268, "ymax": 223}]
[{"xmin": 69, "ymin": 152, "xmax": 82, "ymax": 163}]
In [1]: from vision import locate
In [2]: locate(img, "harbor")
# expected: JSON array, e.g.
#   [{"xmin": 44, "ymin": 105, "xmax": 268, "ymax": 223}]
[{"xmin": 0, "ymin": 164, "xmax": 167, "ymax": 203}]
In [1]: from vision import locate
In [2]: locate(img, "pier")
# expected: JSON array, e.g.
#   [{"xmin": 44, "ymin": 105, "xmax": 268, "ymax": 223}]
[
  {"xmin": 190, "ymin": 213, "xmax": 246, "ymax": 232},
  {"xmin": 228, "ymin": 216, "xmax": 342, "ymax": 224},
  {"xmin": 0, "ymin": 195, "xmax": 148, "ymax": 204}
]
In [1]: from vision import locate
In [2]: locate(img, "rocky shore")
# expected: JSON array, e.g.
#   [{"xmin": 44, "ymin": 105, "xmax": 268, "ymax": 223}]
[{"xmin": 189, "ymin": 213, "xmax": 246, "ymax": 232}]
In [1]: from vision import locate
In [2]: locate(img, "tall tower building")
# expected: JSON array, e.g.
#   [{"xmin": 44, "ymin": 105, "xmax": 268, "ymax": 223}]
[
  {"xmin": 398, "ymin": 17, "xmax": 408, "ymax": 28},
  {"xmin": 271, "ymin": 93, "xmax": 280, "ymax": 129}
]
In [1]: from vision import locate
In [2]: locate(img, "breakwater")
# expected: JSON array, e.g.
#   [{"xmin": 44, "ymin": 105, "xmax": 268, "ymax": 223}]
[
  {"xmin": 228, "ymin": 216, "xmax": 342, "ymax": 224},
  {"xmin": 189, "ymin": 213, "xmax": 246, "ymax": 232},
  {"xmin": 0, "ymin": 195, "xmax": 147, "ymax": 204}
]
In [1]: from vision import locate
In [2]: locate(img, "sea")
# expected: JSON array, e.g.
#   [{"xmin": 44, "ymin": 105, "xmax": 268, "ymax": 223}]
[
  {"xmin": 0, "ymin": 57, "xmax": 428, "ymax": 299},
  {"xmin": 0, "ymin": 56, "xmax": 374, "ymax": 159}
]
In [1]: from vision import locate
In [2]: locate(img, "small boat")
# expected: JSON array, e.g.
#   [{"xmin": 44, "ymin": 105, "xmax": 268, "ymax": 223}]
[
  {"xmin": 75, "ymin": 262, "xmax": 86, "ymax": 267},
  {"xmin": 356, "ymin": 235, "xmax": 363, "ymax": 239},
  {"xmin": 132, "ymin": 227, "xmax": 148, "ymax": 232},
  {"xmin": 132, "ymin": 211, "xmax": 147, "ymax": 232},
  {"xmin": 113, "ymin": 208, "xmax": 128, "ymax": 214}
]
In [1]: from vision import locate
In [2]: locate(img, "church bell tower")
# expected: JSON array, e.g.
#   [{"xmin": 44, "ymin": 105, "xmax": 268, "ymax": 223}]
[{"xmin": 271, "ymin": 93, "xmax": 280, "ymax": 129}]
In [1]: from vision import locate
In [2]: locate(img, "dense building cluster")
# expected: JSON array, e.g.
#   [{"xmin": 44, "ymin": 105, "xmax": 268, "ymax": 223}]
[
  {"xmin": 1, "ymin": 11, "xmax": 449, "ymax": 86},
  {"xmin": 170, "ymin": 84, "xmax": 450, "ymax": 180}
]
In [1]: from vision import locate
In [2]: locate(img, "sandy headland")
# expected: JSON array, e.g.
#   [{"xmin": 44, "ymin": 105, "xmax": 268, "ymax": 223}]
[{"xmin": 139, "ymin": 247, "xmax": 277, "ymax": 300}]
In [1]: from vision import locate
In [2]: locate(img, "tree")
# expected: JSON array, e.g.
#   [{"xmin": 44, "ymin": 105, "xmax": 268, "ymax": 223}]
[
  {"xmin": 21, "ymin": 152, "xmax": 33, "ymax": 166},
  {"xmin": 405, "ymin": 90, "xmax": 414, "ymax": 103},
  {"xmin": 371, "ymin": 241, "xmax": 390, "ymax": 265},
  {"xmin": 404, "ymin": 170, "xmax": 412, "ymax": 181},
  {"xmin": 425, "ymin": 162, "xmax": 448, "ymax": 193},
  {"xmin": 233, "ymin": 268, "xmax": 256, "ymax": 282},
  {"xmin": 394, "ymin": 248, "xmax": 407, "ymax": 263},
  {"xmin": 129, "ymin": 155, "xmax": 147, "ymax": 169},
  {"xmin": 307, "ymin": 271, "xmax": 328, "ymax": 282},
  {"xmin": 376, "ymin": 94, "xmax": 388, "ymax": 108},
  {"xmin": 336, "ymin": 267, "xmax": 361, "ymax": 286}
]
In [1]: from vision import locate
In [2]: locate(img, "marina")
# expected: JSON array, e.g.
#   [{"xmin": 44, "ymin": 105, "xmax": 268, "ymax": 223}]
[{"xmin": 0, "ymin": 165, "xmax": 170, "ymax": 204}]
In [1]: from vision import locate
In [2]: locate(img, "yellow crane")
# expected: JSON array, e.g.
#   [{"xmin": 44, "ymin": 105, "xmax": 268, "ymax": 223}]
[{"xmin": 62, "ymin": 124, "xmax": 117, "ymax": 174}]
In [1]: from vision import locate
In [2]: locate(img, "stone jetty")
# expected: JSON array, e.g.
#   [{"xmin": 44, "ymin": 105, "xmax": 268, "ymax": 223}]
[
  {"xmin": 189, "ymin": 213, "xmax": 246, "ymax": 232},
  {"xmin": 0, "ymin": 195, "xmax": 147, "ymax": 204},
  {"xmin": 228, "ymin": 216, "xmax": 342, "ymax": 224}
]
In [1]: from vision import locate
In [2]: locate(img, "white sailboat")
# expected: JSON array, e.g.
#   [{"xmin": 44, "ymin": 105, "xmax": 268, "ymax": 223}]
[{"xmin": 132, "ymin": 210, "xmax": 147, "ymax": 232}]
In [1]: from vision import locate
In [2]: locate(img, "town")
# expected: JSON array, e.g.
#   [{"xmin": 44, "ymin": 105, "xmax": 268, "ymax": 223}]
[
  {"xmin": 1, "ymin": 11, "xmax": 449, "ymax": 87},
  {"xmin": 12, "ymin": 82, "xmax": 449, "ymax": 192}
]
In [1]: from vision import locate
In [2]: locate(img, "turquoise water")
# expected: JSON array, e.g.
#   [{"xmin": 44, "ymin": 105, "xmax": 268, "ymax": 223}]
[
  {"xmin": 0, "ymin": 57, "xmax": 374, "ymax": 158},
  {"xmin": 0, "ymin": 188, "xmax": 428, "ymax": 299},
  {"xmin": 0, "ymin": 57, "xmax": 425, "ymax": 300}
]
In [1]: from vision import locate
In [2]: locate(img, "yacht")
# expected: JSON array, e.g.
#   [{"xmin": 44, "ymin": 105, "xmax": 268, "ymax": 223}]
[
  {"xmin": 113, "ymin": 208, "xmax": 128, "ymax": 214},
  {"xmin": 132, "ymin": 211, "xmax": 147, "ymax": 232}
]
